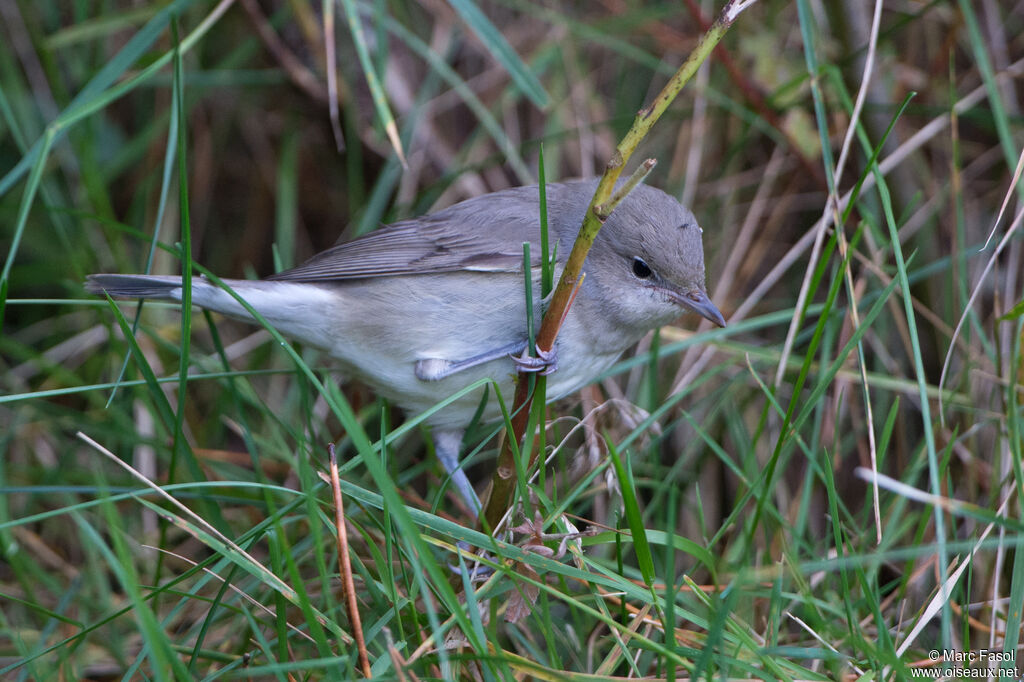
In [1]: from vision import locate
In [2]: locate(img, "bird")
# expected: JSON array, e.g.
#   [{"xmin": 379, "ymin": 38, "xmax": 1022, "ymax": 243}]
[{"xmin": 87, "ymin": 179, "xmax": 725, "ymax": 515}]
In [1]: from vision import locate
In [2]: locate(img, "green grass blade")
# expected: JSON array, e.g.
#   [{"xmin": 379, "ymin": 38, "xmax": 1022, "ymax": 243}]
[
  {"xmin": 447, "ymin": 0, "xmax": 549, "ymax": 108},
  {"xmin": 607, "ymin": 440, "xmax": 656, "ymax": 589},
  {"xmin": 338, "ymin": 0, "xmax": 406, "ymax": 163}
]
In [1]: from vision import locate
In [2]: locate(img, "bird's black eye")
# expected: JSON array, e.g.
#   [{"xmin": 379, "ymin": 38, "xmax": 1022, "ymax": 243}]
[{"xmin": 632, "ymin": 257, "xmax": 653, "ymax": 279}]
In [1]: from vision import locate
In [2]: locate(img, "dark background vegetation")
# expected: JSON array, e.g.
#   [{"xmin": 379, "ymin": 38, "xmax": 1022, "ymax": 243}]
[{"xmin": 2, "ymin": 0, "xmax": 1023, "ymax": 678}]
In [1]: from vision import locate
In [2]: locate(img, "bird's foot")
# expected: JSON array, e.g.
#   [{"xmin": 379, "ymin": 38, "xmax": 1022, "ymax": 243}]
[
  {"xmin": 449, "ymin": 540, "xmax": 493, "ymax": 581},
  {"xmin": 511, "ymin": 346, "xmax": 557, "ymax": 376}
]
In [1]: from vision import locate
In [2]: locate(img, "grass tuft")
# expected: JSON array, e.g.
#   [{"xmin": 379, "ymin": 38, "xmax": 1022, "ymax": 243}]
[{"xmin": 2, "ymin": 1, "xmax": 1023, "ymax": 678}]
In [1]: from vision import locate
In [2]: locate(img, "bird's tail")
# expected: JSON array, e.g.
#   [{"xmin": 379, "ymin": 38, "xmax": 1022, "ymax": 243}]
[
  {"xmin": 86, "ymin": 274, "xmax": 189, "ymax": 300},
  {"xmin": 85, "ymin": 273, "xmax": 341, "ymax": 351}
]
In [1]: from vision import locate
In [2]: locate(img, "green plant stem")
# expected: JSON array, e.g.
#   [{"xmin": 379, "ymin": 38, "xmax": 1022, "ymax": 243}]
[{"xmin": 482, "ymin": 0, "xmax": 758, "ymax": 531}]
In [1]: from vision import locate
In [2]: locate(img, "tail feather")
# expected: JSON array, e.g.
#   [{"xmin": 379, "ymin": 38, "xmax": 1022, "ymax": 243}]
[
  {"xmin": 85, "ymin": 274, "xmax": 187, "ymax": 300},
  {"xmin": 86, "ymin": 274, "xmax": 342, "ymax": 352}
]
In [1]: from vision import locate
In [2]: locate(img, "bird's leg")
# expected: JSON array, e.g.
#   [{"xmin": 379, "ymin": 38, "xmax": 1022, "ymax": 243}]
[
  {"xmin": 432, "ymin": 428, "xmax": 494, "ymax": 580},
  {"xmin": 415, "ymin": 341, "xmax": 527, "ymax": 381},
  {"xmin": 431, "ymin": 428, "xmax": 481, "ymax": 517},
  {"xmin": 415, "ymin": 339, "xmax": 558, "ymax": 382}
]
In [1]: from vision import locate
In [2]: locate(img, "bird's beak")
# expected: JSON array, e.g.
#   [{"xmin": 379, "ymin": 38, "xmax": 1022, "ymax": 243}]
[{"xmin": 671, "ymin": 289, "xmax": 726, "ymax": 327}]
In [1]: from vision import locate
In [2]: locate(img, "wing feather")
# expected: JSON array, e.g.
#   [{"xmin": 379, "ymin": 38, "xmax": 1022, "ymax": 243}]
[{"xmin": 266, "ymin": 183, "xmax": 589, "ymax": 282}]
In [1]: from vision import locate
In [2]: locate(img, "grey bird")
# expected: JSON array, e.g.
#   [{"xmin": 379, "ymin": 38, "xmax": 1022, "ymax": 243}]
[{"xmin": 87, "ymin": 179, "xmax": 725, "ymax": 514}]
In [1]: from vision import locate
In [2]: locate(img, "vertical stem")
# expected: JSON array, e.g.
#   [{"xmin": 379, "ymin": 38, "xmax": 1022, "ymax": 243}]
[{"xmin": 482, "ymin": 0, "xmax": 759, "ymax": 531}]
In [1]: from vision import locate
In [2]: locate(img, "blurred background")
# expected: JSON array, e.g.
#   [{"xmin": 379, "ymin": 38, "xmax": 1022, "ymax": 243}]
[{"xmin": 2, "ymin": 0, "xmax": 1023, "ymax": 678}]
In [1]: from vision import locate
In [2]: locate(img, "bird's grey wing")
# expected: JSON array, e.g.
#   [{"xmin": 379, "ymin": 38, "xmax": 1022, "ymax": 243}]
[{"xmin": 267, "ymin": 202, "xmax": 543, "ymax": 282}]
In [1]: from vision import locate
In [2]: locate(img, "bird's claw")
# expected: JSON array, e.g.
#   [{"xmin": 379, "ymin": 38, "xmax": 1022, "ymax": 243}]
[
  {"xmin": 449, "ymin": 540, "xmax": 493, "ymax": 581},
  {"xmin": 511, "ymin": 346, "xmax": 557, "ymax": 376}
]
